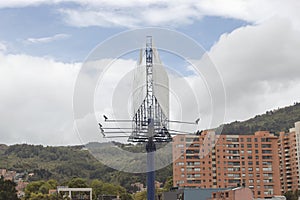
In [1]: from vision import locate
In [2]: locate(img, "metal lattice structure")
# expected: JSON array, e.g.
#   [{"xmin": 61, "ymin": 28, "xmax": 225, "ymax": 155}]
[{"xmin": 129, "ymin": 36, "xmax": 171, "ymax": 143}]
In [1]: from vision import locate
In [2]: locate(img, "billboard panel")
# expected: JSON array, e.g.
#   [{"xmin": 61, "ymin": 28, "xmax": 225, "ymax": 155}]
[
  {"xmin": 152, "ymin": 47, "xmax": 169, "ymax": 118},
  {"xmin": 132, "ymin": 49, "xmax": 147, "ymax": 115}
]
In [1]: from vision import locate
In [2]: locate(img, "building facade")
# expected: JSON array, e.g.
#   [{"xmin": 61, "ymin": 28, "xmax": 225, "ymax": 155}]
[
  {"xmin": 278, "ymin": 122, "xmax": 300, "ymax": 193},
  {"xmin": 173, "ymin": 130, "xmax": 281, "ymax": 199}
]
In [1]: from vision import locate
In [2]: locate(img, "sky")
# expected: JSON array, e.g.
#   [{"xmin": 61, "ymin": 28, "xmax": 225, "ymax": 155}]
[{"xmin": 0, "ymin": 0, "xmax": 300, "ymax": 145}]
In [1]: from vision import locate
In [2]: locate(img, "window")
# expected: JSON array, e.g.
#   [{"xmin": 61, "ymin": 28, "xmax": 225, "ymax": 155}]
[
  {"xmin": 262, "ymin": 161, "xmax": 272, "ymax": 165},
  {"xmin": 263, "ymin": 167, "xmax": 272, "ymax": 171},
  {"xmin": 186, "ymin": 138, "xmax": 194, "ymax": 142},
  {"xmin": 261, "ymin": 144, "xmax": 272, "ymax": 148},
  {"xmin": 226, "ymin": 138, "xmax": 239, "ymax": 142},
  {"xmin": 247, "ymin": 144, "xmax": 252, "ymax": 148},
  {"xmin": 247, "ymin": 138, "xmax": 252, "ymax": 142},
  {"xmin": 262, "ymin": 150, "xmax": 272, "ymax": 154},
  {"xmin": 262, "ymin": 156, "xmax": 272, "ymax": 160},
  {"xmin": 263, "ymin": 173, "xmax": 273, "ymax": 177}
]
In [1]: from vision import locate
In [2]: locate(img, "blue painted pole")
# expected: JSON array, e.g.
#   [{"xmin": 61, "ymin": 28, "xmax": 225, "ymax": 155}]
[
  {"xmin": 146, "ymin": 134, "xmax": 156, "ymax": 200},
  {"xmin": 147, "ymin": 149, "xmax": 155, "ymax": 200}
]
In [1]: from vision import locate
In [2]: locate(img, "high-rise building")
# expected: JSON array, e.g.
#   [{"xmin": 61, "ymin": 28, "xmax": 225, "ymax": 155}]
[
  {"xmin": 278, "ymin": 121, "xmax": 300, "ymax": 193},
  {"xmin": 172, "ymin": 130, "xmax": 281, "ymax": 199}
]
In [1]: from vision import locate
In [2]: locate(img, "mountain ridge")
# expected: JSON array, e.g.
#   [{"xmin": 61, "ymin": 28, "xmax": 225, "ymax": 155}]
[{"xmin": 220, "ymin": 102, "xmax": 300, "ymax": 134}]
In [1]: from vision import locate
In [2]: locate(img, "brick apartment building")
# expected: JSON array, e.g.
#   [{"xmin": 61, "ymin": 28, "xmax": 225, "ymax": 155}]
[
  {"xmin": 278, "ymin": 121, "xmax": 300, "ymax": 193},
  {"xmin": 173, "ymin": 130, "xmax": 281, "ymax": 199}
]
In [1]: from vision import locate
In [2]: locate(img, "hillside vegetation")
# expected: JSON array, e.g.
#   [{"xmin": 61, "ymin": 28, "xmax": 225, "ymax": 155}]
[
  {"xmin": 0, "ymin": 143, "xmax": 172, "ymax": 191},
  {"xmin": 221, "ymin": 102, "xmax": 300, "ymax": 134}
]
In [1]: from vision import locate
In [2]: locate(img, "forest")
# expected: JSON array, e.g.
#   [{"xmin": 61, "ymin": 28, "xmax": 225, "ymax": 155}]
[{"xmin": 0, "ymin": 143, "xmax": 172, "ymax": 194}]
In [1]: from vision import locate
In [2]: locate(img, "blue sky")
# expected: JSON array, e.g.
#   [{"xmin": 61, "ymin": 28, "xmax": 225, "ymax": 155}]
[
  {"xmin": 0, "ymin": 4, "xmax": 247, "ymax": 62},
  {"xmin": 0, "ymin": 0, "xmax": 300, "ymax": 145}
]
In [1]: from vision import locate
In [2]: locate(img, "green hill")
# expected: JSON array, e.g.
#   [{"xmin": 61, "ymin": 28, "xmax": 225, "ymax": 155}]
[
  {"xmin": 220, "ymin": 102, "xmax": 300, "ymax": 134},
  {"xmin": 0, "ymin": 143, "xmax": 172, "ymax": 191}
]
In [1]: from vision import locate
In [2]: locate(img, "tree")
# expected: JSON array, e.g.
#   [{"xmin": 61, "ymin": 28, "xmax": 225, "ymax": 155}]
[
  {"xmin": 163, "ymin": 176, "xmax": 173, "ymax": 191},
  {"xmin": 68, "ymin": 178, "xmax": 88, "ymax": 188},
  {"xmin": 0, "ymin": 176, "xmax": 18, "ymax": 200},
  {"xmin": 120, "ymin": 192, "xmax": 133, "ymax": 200},
  {"xmin": 284, "ymin": 191, "xmax": 298, "ymax": 200},
  {"xmin": 133, "ymin": 191, "xmax": 146, "ymax": 200},
  {"xmin": 46, "ymin": 179, "xmax": 58, "ymax": 189},
  {"xmin": 91, "ymin": 179, "xmax": 104, "ymax": 198},
  {"xmin": 25, "ymin": 180, "xmax": 45, "ymax": 198}
]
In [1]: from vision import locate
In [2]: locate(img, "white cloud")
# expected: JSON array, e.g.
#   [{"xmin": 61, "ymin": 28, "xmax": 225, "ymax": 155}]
[
  {"xmin": 0, "ymin": 52, "xmax": 80, "ymax": 145},
  {"xmin": 206, "ymin": 17, "xmax": 300, "ymax": 122},
  {"xmin": 1, "ymin": 0, "xmax": 299, "ymax": 28},
  {"xmin": 56, "ymin": 0, "xmax": 300, "ymax": 29},
  {"xmin": 0, "ymin": 42, "xmax": 7, "ymax": 52},
  {"xmin": 25, "ymin": 33, "xmax": 70, "ymax": 44}
]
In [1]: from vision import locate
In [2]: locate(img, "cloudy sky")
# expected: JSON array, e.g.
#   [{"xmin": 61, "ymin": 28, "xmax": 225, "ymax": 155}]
[{"xmin": 0, "ymin": 0, "xmax": 300, "ymax": 145}]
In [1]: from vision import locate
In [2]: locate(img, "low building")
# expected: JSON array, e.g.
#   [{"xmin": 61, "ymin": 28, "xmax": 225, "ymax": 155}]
[
  {"xmin": 0, "ymin": 168, "xmax": 17, "ymax": 181},
  {"xmin": 57, "ymin": 187, "xmax": 93, "ymax": 200},
  {"xmin": 209, "ymin": 187, "xmax": 253, "ymax": 200},
  {"xmin": 162, "ymin": 187, "xmax": 253, "ymax": 200},
  {"xmin": 162, "ymin": 188, "xmax": 227, "ymax": 200},
  {"xmin": 16, "ymin": 179, "xmax": 28, "ymax": 193}
]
